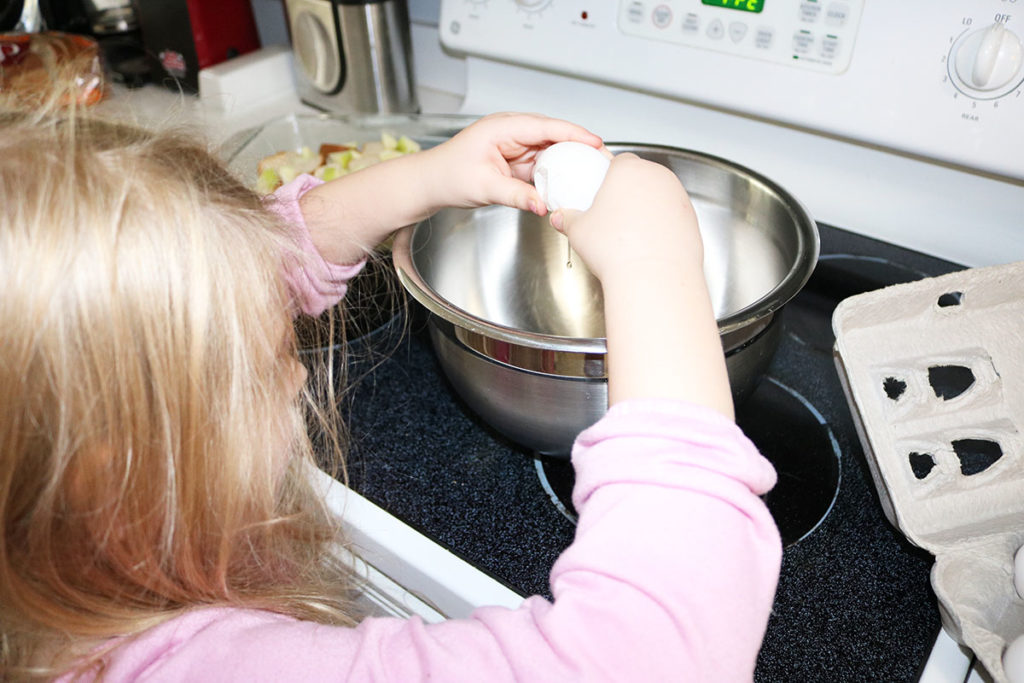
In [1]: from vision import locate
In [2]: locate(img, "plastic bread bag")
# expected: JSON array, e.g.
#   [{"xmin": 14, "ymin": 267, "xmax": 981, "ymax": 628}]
[{"xmin": 0, "ymin": 32, "xmax": 105, "ymax": 107}]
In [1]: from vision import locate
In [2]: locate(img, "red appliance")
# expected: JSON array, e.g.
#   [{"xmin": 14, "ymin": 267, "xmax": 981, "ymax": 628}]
[{"xmin": 136, "ymin": 0, "xmax": 261, "ymax": 93}]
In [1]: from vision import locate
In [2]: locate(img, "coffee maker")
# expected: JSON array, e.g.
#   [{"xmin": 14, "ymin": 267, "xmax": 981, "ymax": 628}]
[{"xmin": 284, "ymin": 0, "xmax": 418, "ymax": 114}]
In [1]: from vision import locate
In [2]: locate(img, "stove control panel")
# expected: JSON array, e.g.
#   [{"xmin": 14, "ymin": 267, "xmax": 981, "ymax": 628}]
[
  {"xmin": 439, "ymin": 0, "xmax": 1024, "ymax": 180},
  {"xmin": 617, "ymin": 0, "xmax": 863, "ymax": 74}
]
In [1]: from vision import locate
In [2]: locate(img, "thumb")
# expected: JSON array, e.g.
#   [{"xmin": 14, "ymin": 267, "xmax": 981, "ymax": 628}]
[{"xmin": 549, "ymin": 208, "xmax": 581, "ymax": 235}]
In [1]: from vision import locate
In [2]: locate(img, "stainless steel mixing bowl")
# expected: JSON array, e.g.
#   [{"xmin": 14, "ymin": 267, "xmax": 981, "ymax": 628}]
[{"xmin": 392, "ymin": 144, "xmax": 819, "ymax": 456}]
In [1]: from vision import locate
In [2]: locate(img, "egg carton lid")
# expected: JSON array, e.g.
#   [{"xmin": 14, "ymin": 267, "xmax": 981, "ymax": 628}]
[{"xmin": 832, "ymin": 260, "xmax": 1024, "ymax": 683}]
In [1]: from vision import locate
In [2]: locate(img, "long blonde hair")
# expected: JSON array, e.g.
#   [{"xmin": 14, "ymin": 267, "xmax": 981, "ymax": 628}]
[{"xmin": 0, "ymin": 108, "xmax": 358, "ymax": 679}]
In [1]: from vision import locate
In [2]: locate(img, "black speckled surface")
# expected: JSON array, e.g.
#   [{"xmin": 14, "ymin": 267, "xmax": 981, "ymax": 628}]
[{"xmin": 332, "ymin": 223, "xmax": 964, "ymax": 682}]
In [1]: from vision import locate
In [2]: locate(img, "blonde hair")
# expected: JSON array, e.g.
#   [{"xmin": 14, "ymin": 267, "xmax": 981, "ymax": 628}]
[{"xmin": 0, "ymin": 108, "xmax": 359, "ymax": 679}]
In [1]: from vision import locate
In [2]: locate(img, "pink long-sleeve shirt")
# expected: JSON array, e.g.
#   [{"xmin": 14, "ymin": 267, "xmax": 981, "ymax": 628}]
[{"xmin": 69, "ymin": 176, "xmax": 783, "ymax": 681}]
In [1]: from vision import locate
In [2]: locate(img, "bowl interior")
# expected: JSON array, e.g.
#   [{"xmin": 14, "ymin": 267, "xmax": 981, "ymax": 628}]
[
  {"xmin": 413, "ymin": 207, "xmax": 605, "ymax": 338},
  {"xmin": 409, "ymin": 146, "xmax": 816, "ymax": 339}
]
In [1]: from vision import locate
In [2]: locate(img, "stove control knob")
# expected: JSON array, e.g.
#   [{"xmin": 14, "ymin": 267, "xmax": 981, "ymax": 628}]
[{"xmin": 953, "ymin": 22, "xmax": 1023, "ymax": 93}]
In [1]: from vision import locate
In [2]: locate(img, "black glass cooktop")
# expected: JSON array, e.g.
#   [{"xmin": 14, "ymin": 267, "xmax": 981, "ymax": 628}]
[{"xmin": 327, "ymin": 223, "xmax": 963, "ymax": 682}]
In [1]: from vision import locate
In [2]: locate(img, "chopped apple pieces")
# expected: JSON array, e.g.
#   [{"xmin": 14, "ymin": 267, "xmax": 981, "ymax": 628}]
[{"xmin": 255, "ymin": 133, "xmax": 422, "ymax": 194}]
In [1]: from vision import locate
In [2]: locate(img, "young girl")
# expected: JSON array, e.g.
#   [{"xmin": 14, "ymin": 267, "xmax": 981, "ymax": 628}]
[{"xmin": 0, "ymin": 105, "xmax": 781, "ymax": 680}]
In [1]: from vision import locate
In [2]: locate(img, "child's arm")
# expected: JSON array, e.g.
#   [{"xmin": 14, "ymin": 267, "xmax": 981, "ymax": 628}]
[
  {"xmin": 553, "ymin": 152, "xmax": 735, "ymax": 419},
  {"xmin": 297, "ymin": 113, "xmax": 603, "ymax": 265}
]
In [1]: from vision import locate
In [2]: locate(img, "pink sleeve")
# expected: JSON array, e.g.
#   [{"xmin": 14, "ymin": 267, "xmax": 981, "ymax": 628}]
[
  {"xmin": 85, "ymin": 400, "xmax": 781, "ymax": 681},
  {"xmin": 268, "ymin": 174, "xmax": 366, "ymax": 317}
]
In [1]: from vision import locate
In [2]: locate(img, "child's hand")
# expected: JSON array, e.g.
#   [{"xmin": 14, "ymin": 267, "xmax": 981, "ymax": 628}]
[
  {"xmin": 299, "ymin": 112, "xmax": 601, "ymax": 266},
  {"xmin": 550, "ymin": 153, "xmax": 733, "ymax": 417},
  {"xmin": 550, "ymin": 153, "xmax": 702, "ymax": 284},
  {"xmin": 422, "ymin": 112, "xmax": 604, "ymax": 216}
]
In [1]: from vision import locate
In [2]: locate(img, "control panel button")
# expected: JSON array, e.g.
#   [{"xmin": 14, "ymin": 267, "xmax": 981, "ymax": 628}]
[
  {"xmin": 729, "ymin": 22, "xmax": 748, "ymax": 43},
  {"xmin": 821, "ymin": 34, "xmax": 840, "ymax": 59},
  {"xmin": 682, "ymin": 12, "xmax": 700, "ymax": 34},
  {"xmin": 799, "ymin": 1, "xmax": 821, "ymax": 23},
  {"xmin": 825, "ymin": 2, "xmax": 849, "ymax": 27},
  {"xmin": 707, "ymin": 18, "xmax": 724, "ymax": 40},
  {"xmin": 627, "ymin": 1, "xmax": 644, "ymax": 23},
  {"xmin": 514, "ymin": 0, "xmax": 551, "ymax": 11},
  {"xmin": 792, "ymin": 30, "xmax": 814, "ymax": 54},
  {"xmin": 652, "ymin": 4, "xmax": 672, "ymax": 29}
]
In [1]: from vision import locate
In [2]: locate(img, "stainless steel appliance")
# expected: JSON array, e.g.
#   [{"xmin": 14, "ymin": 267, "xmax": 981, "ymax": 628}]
[{"xmin": 285, "ymin": 0, "xmax": 418, "ymax": 113}]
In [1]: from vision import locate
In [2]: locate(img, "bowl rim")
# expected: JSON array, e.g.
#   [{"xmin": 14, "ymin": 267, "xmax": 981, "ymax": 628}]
[{"xmin": 392, "ymin": 143, "xmax": 820, "ymax": 352}]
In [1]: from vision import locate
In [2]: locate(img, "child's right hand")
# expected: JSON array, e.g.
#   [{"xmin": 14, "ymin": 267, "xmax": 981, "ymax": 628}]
[
  {"xmin": 551, "ymin": 153, "xmax": 735, "ymax": 419},
  {"xmin": 549, "ymin": 153, "xmax": 703, "ymax": 286}
]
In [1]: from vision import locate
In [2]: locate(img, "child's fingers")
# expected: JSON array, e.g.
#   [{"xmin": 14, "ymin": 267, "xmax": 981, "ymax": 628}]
[
  {"xmin": 490, "ymin": 176, "xmax": 549, "ymax": 216},
  {"xmin": 495, "ymin": 113, "xmax": 603, "ymax": 151}
]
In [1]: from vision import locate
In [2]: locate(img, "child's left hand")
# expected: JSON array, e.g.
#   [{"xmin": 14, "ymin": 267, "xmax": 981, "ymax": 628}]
[
  {"xmin": 298, "ymin": 112, "xmax": 602, "ymax": 265},
  {"xmin": 420, "ymin": 112, "xmax": 604, "ymax": 216}
]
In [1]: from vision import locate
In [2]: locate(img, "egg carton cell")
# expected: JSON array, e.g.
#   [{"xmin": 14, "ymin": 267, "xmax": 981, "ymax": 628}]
[
  {"xmin": 870, "ymin": 351, "xmax": 1003, "ymax": 425},
  {"xmin": 895, "ymin": 419, "xmax": 1019, "ymax": 487}
]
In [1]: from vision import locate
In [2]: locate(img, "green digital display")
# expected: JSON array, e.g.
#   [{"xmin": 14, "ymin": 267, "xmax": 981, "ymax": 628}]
[{"xmin": 701, "ymin": 0, "xmax": 765, "ymax": 13}]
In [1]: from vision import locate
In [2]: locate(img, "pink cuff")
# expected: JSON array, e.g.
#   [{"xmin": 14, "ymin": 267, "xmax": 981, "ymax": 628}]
[{"xmin": 268, "ymin": 174, "xmax": 367, "ymax": 317}]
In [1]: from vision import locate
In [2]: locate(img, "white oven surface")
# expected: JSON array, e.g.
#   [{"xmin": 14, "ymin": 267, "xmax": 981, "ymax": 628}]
[
  {"xmin": 421, "ymin": 0, "xmax": 1024, "ymax": 270},
  {"xmin": 439, "ymin": 0, "xmax": 1023, "ymax": 180}
]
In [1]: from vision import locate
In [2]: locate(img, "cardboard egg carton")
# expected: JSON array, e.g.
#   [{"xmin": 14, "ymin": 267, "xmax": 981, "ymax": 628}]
[{"xmin": 832, "ymin": 260, "xmax": 1024, "ymax": 683}]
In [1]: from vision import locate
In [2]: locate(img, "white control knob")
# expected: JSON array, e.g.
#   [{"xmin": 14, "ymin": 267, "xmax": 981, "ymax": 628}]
[{"xmin": 954, "ymin": 22, "xmax": 1023, "ymax": 92}]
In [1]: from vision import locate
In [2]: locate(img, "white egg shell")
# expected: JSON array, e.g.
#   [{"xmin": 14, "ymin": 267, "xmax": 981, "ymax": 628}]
[
  {"xmin": 1005, "ymin": 633, "xmax": 1024, "ymax": 682},
  {"xmin": 532, "ymin": 142, "xmax": 611, "ymax": 212}
]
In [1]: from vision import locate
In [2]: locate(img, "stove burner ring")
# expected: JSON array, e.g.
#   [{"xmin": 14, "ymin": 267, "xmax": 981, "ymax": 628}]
[
  {"xmin": 533, "ymin": 377, "xmax": 841, "ymax": 547},
  {"xmin": 534, "ymin": 458, "xmax": 575, "ymax": 523},
  {"xmin": 785, "ymin": 254, "xmax": 933, "ymax": 353}
]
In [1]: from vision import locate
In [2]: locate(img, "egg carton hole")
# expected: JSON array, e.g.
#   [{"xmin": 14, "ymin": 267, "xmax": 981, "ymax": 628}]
[
  {"xmin": 929, "ymin": 365, "xmax": 977, "ymax": 401},
  {"xmin": 954, "ymin": 438, "xmax": 1003, "ymax": 476},
  {"xmin": 938, "ymin": 290, "xmax": 965, "ymax": 307},
  {"xmin": 909, "ymin": 451, "xmax": 936, "ymax": 480},
  {"xmin": 884, "ymin": 376, "xmax": 908, "ymax": 401}
]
